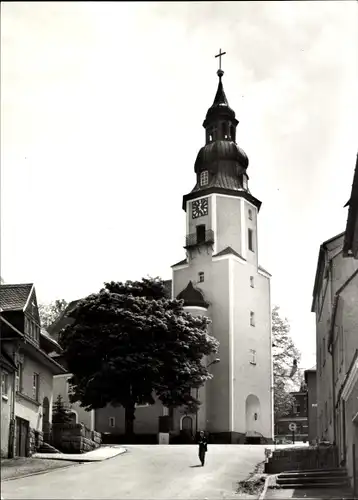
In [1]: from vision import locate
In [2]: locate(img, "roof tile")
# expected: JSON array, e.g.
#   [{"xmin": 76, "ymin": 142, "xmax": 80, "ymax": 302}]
[{"xmin": 0, "ymin": 283, "xmax": 33, "ymax": 311}]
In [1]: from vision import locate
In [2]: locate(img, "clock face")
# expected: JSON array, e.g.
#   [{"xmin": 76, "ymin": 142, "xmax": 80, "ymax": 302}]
[{"xmin": 192, "ymin": 198, "xmax": 209, "ymax": 219}]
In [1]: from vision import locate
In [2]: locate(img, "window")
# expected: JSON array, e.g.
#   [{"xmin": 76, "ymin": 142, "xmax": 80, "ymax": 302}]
[
  {"xmin": 250, "ymin": 311, "xmax": 255, "ymax": 327},
  {"xmin": 248, "ymin": 209, "xmax": 253, "ymax": 220},
  {"xmin": 33, "ymin": 373, "xmax": 39, "ymax": 401},
  {"xmin": 1, "ymin": 371, "xmax": 8, "ymax": 398},
  {"xmin": 250, "ymin": 276, "xmax": 254, "ymax": 288},
  {"xmin": 16, "ymin": 363, "xmax": 23, "ymax": 393},
  {"xmin": 109, "ymin": 417, "xmax": 115, "ymax": 428},
  {"xmin": 200, "ymin": 170, "xmax": 209, "ymax": 187},
  {"xmin": 248, "ymin": 229, "xmax": 254, "ymax": 252},
  {"xmin": 293, "ymin": 404, "xmax": 301, "ymax": 415},
  {"xmin": 198, "ymin": 272, "xmax": 204, "ymax": 283},
  {"xmin": 250, "ymin": 349, "xmax": 256, "ymax": 365}
]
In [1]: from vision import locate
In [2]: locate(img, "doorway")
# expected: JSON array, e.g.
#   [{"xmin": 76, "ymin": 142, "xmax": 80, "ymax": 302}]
[
  {"xmin": 16, "ymin": 417, "xmax": 29, "ymax": 457},
  {"xmin": 196, "ymin": 225, "xmax": 206, "ymax": 244}
]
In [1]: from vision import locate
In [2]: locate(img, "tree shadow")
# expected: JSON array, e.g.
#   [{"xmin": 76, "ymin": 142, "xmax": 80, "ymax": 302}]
[{"xmin": 189, "ymin": 465, "xmax": 202, "ymax": 468}]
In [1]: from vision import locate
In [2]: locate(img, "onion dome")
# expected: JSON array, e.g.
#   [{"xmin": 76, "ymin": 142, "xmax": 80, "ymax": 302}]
[{"xmin": 195, "ymin": 140, "xmax": 249, "ymax": 172}]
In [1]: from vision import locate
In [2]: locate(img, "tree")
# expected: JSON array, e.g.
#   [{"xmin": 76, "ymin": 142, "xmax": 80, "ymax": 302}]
[
  {"xmin": 272, "ymin": 305, "xmax": 302, "ymax": 421},
  {"xmin": 52, "ymin": 395, "xmax": 72, "ymax": 424},
  {"xmin": 39, "ymin": 299, "xmax": 68, "ymax": 330},
  {"xmin": 59, "ymin": 277, "xmax": 219, "ymax": 436}
]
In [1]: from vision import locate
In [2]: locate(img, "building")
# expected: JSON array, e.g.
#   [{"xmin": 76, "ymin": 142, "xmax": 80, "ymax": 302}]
[
  {"xmin": 0, "ymin": 283, "xmax": 66, "ymax": 457},
  {"xmin": 47, "ymin": 61, "xmax": 273, "ymax": 444},
  {"xmin": 171, "ymin": 64, "xmax": 273, "ymax": 444},
  {"xmin": 311, "ymin": 153, "xmax": 358, "ymax": 488},
  {"xmin": 304, "ymin": 367, "xmax": 317, "ymax": 444},
  {"xmin": 275, "ymin": 390, "xmax": 308, "ymax": 443}
]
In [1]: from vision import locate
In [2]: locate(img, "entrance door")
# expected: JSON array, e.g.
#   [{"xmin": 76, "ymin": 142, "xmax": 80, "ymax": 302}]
[{"xmin": 16, "ymin": 417, "xmax": 29, "ymax": 457}]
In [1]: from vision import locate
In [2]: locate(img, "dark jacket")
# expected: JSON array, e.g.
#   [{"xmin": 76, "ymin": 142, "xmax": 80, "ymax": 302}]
[{"xmin": 198, "ymin": 436, "xmax": 208, "ymax": 452}]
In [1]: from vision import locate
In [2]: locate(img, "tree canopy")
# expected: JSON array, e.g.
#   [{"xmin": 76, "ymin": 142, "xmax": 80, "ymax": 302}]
[
  {"xmin": 59, "ymin": 277, "xmax": 219, "ymax": 434},
  {"xmin": 272, "ymin": 305, "xmax": 302, "ymax": 421},
  {"xmin": 39, "ymin": 299, "xmax": 68, "ymax": 330}
]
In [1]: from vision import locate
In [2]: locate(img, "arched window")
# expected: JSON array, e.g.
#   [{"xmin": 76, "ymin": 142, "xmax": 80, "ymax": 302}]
[
  {"xmin": 248, "ymin": 209, "xmax": 253, "ymax": 220},
  {"xmin": 198, "ymin": 271, "xmax": 204, "ymax": 283},
  {"xmin": 200, "ymin": 170, "xmax": 209, "ymax": 187},
  {"xmin": 230, "ymin": 125, "xmax": 235, "ymax": 141}
]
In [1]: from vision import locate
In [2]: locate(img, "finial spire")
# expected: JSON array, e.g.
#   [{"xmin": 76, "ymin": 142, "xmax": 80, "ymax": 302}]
[{"xmin": 215, "ymin": 49, "xmax": 226, "ymax": 78}]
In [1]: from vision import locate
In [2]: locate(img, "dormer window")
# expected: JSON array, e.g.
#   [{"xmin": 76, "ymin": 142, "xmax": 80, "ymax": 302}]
[{"xmin": 200, "ymin": 170, "xmax": 209, "ymax": 187}]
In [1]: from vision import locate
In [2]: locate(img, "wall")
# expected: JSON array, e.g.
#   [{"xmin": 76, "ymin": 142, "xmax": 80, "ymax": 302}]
[
  {"xmin": 1, "ymin": 368, "xmax": 14, "ymax": 457},
  {"xmin": 314, "ymin": 235, "xmax": 358, "ymax": 446},
  {"xmin": 232, "ymin": 258, "xmax": 272, "ymax": 440},
  {"xmin": 306, "ymin": 371, "xmax": 318, "ymax": 443},
  {"xmin": 15, "ymin": 354, "xmax": 54, "ymax": 433},
  {"xmin": 53, "ymin": 374, "xmax": 94, "ymax": 431},
  {"xmin": 52, "ymin": 423, "xmax": 101, "ymax": 453},
  {"xmin": 95, "ymin": 398, "xmax": 163, "ymax": 436},
  {"xmin": 215, "ymin": 195, "xmax": 242, "ymax": 255}
]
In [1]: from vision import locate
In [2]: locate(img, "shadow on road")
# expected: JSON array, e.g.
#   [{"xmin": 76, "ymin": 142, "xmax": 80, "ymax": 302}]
[{"xmin": 189, "ymin": 465, "xmax": 202, "ymax": 468}]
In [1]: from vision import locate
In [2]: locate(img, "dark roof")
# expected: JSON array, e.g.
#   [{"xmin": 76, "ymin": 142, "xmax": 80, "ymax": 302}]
[
  {"xmin": 47, "ymin": 299, "xmax": 79, "ymax": 337},
  {"xmin": 343, "ymin": 153, "xmax": 358, "ymax": 257},
  {"xmin": 203, "ymin": 73, "xmax": 237, "ymax": 127},
  {"xmin": 194, "ymin": 141, "xmax": 248, "ymax": 175},
  {"xmin": 171, "ymin": 258, "xmax": 188, "ymax": 267},
  {"xmin": 0, "ymin": 349, "xmax": 17, "ymax": 371},
  {"xmin": 177, "ymin": 281, "xmax": 209, "ymax": 309},
  {"xmin": 0, "ymin": 283, "xmax": 33, "ymax": 311},
  {"xmin": 213, "ymin": 246, "xmax": 245, "ymax": 260}
]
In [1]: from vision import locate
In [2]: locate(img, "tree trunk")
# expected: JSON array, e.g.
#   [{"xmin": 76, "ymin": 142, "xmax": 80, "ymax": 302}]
[{"xmin": 125, "ymin": 402, "xmax": 136, "ymax": 438}]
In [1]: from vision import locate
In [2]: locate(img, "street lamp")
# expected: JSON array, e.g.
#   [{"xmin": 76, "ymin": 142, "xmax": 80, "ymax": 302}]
[{"xmin": 195, "ymin": 358, "xmax": 220, "ymax": 435}]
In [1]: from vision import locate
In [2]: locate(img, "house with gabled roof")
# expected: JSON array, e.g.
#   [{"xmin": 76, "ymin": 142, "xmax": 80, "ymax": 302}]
[
  {"xmin": 0, "ymin": 283, "xmax": 66, "ymax": 457},
  {"xmin": 311, "ymin": 152, "xmax": 358, "ymax": 490}
]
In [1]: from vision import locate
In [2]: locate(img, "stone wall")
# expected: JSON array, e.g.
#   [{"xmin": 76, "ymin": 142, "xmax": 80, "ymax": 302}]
[
  {"xmin": 28, "ymin": 429, "xmax": 44, "ymax": 455},
  {"xmin": 52, "ymin": 423, "xmax": 101, "ymax": 453},
  {"xmin": 264, "ymin": 445, "xmax": 338, "ymax": 474}
]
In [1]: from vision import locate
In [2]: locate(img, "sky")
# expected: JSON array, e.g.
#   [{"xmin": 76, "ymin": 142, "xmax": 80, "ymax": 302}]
[{"xmin": 1, "ymin": 1, "xmax": 358, "ymax": 371}]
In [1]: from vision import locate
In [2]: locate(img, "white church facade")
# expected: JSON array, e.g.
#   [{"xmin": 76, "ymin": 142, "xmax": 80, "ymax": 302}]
[
  {"xmin": 50, "ymin": 60, "xmax": 274, "ymax": 444},
  {"xmin": 95, "ymin": 63, "xmax": 274, "ymax": 444}
]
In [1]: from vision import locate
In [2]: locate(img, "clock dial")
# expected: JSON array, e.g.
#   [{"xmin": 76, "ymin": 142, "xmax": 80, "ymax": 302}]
[{"xmin": 192, "ymin": 198, "xmax": 209, "ymax": 219}]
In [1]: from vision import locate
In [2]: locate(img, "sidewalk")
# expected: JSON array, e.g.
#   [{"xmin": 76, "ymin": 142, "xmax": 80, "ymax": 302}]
[
  {"xmin": 32, "ymin": 444, "xmax": 126, "ymax": 462},
  {"xmin": 1, "ymin": 457, "xmax": 78, "ymax": 481}
]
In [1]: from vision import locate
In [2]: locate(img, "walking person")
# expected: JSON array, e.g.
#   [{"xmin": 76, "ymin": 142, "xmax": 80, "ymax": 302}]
[{"xmin": 197, "ymin": 430, "xmax": 208, "ymax": 466}]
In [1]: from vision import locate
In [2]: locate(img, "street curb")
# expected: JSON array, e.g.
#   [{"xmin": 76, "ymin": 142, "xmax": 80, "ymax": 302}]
[
  {"xmin": 32, "ymin": 446, "xmax": 127, "ymax": 462},
  {"xmin": 258, "ymin": 475, "xmax": 270, "ymax": 500},
  {"xmin": 2, "ymin": 462, "xmax": 83, "ymax": 482}
]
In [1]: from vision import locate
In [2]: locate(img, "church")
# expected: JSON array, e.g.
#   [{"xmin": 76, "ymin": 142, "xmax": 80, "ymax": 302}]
[{"xmin": 50, "ymin": 54, "xmax": 274, "ymax": 444}]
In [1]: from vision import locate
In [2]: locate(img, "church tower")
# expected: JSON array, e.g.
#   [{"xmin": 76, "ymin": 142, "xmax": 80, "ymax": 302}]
[{"xmin": 171, "ymin": 54, "xmax": 273, "ymax": 443}]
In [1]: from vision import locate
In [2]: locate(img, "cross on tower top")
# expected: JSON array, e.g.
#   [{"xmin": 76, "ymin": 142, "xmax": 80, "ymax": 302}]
[{"xmin": 215, "ymin": 49, "xmax": 226, "ymax": 72}]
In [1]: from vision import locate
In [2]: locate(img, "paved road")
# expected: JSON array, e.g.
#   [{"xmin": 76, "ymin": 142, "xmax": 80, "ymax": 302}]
[{"xmin": 1, "ymin": 445, "xmax": 267, "ymax": 499}]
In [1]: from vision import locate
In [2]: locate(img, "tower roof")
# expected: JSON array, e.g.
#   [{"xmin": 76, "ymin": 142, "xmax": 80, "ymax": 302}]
[
  {"xmin": 203, "ymin": 70, "xmax": 237, "ymax": 128},
  {"xmin": 177, "ymin": 281, "xmax": 209, "ymax": 309}
]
